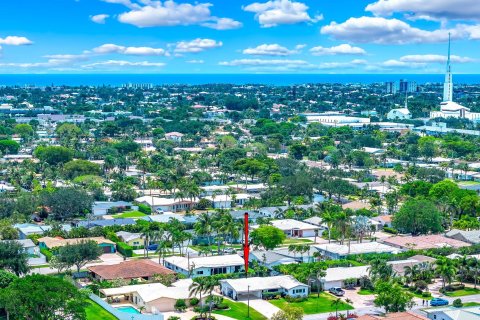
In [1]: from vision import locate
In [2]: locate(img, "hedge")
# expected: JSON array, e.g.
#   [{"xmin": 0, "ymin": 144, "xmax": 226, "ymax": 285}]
[
  {"xmin": 136, "ymin": 203, "xmax": 152, "ymax": 215},
  {"xmin": 383, "ymin": 227, "xmax": 398, "ymax": 234},
  {"xmin": 117, "ymin": 242, "xmax": 133, "ymax": 257},
  {"xmin": 40, "ymin": 248, "xmax": 53, "ymax": 261}
]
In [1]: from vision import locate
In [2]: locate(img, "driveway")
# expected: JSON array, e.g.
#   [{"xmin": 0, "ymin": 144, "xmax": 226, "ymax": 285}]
[
  {"xmin": 240, "ymin": 298, "xmax": 281, "ymax": 319},
  {"xmin": 342, "ymin": 288, "xmax": 376, "ymax": 309}
]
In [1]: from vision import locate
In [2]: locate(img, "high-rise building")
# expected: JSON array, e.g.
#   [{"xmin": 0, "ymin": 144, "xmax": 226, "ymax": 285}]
[
  {"xmin": 399, "ymin": 79, "xmax": 417, "ymax": 93},
  {"xmin": 385, "ymin": 81, "xmax": 399, "ymax": 94}
]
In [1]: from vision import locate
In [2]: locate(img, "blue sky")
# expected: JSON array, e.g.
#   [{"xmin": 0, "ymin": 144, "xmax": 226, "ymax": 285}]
[{"xmin": 0, "ymin": 0, "xmax": 479, "ymax": 74}]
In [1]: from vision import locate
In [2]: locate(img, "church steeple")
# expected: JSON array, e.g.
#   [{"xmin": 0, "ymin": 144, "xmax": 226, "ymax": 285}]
[{"xmin": 443, "ymin": 33, "xmax": 453, "ymax": 102}]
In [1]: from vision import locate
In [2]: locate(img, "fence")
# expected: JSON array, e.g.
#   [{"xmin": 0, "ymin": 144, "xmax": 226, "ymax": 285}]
[{"xmin": 89, "ymin": 294, "xmax": 164, "ymax": 320}]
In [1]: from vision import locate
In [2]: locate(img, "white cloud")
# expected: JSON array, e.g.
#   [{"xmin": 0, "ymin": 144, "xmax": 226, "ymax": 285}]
[
  {"xmin": 321, "ymin": 17, "xmax": 464, "ymax": 44},
  {"xmin": 0, "ymin": 36, "xmax": 33, "ymax": 46},
  {"xmin": 243, "ymin": 44, "xmax": 299, "ymax": 56},
  {"xmin": 219, "ymin": 58, "xmax": 309, "ymax": 66},
  {"xmin": 380, "ymin": 59, "xmax": 426, "ymax": 68},
  {"xmin": 93, "ymin": 44, "xmax": 168, "ymax": 56},
  {"xmin": 83, "ymin": 60, "xmax": 166, "ymax": 68},
  {"xmin": 174, "ymin": 39, "xmax": 222, "ymax": 53},
  {"xmin": 91, "ymin": 14, "xmax": 110, "ymax": 24},
  {"xmin": 366, "ymin": 0, "xmax": 480, "ymax": 21},
  {"xmin": 186, "ymin": 59, "xmax": 205, "ymax": 64},
  {"xmin": 399, "ymin": 54, "xmax": 474, "ymax": 63},
  {"xmin": 310, "ymin": 44, "xmax": 366, "ymax": 56},
  {"xmin": 108, "ymin": 0, "xmax": 241, "ymax": 30},
  {"xmin": 201, "ymin": 18, "xmax": 242, "ymax": 30},
  {"xmin": 318, "ymin": 59, "xmax": 367, "ymax": 69},
  {"xmin": 243, "ymin": 0, "xmax": 321, "ymax": 28}
]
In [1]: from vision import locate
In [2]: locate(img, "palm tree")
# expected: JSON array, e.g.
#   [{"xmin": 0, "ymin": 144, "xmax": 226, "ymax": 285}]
[
  {"xmin": 331, "ymin": 298, "xmax": 342, "ymax": 318},
  {"xmin": 468, "ymin": 258, "xmax": 480, "ymax": 289},
  {"xmin": 189, "ymin": 279, "xmax": 206, "ymax": 308},
  {"xmin": 436, "ymin": 257, "xmax": 457, "ymax": 289},
  {"xmin": 194, "ymin": 213, "xmax": 213, "ymax": 247},
  {"xmin": 345, "ymin": 298, "xmax": 353, "ymax": 317}
]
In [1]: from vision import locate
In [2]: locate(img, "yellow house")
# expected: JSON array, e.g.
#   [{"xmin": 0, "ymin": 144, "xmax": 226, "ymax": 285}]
[{"xmin": 116, "ymin": 231, "xmax": 144, "ymax": 248}]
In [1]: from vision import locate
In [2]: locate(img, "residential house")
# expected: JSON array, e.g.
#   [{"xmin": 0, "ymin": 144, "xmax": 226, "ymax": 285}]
[
  {"xmin": 220, "ymin": 275, "xmax": 308, "ymax": 300},
  {"xmin": 100, "ymin": 279, "xmax": 202, "ymax": 313},
  {"xmin": 252, "ymin": 219, "xmax": 321, "ymax": 238},
  {"xmin": 358, "ymin": 312, "xmax": 427, "ymax": 320},
  {"xmin": 314, "ymin": 242, "xmax": 399, "ymax": 260},
  {"xmin": 75, "ymin": 218, "xmax": 136, "ymax": 229},
  {"xmin": 92, "ymin": 201, "xmax": 137, "ymax": 217},
  {"xmin": 247, "ymin": 250, "xmax": 297, "ymax": 269},
  {"xmin": 381, "ymin": 235, "xmax": 470, "ymax": 250},
  {"xmin": 424, "ymin": 305, "xmax": 480, "ymax": 320},
  {"xmin": 445, "ymin": 229, "xmax": 480, "ymax": 244},
  {"xmin": 163, "ymin": 254, "xmax": 244, "ymax": 277},
  {"xmin": 321, "ymin": 266, "xmax": 369, "ymax": 290},
  {"xmin": 115, "ymin": 231, "xmax": 144, "ymax": 248},
  {"xmin": 135, "ymin": 196, "xmax": 197, "ymax": 212},
  {"xmin": 89, "ymin": 260, "xmax": 174, "ymax": 281},
  {"xmin": 165, "ymin": 132, "xmax": 184, "ymax": 142},
  {"xmin": 0, "ymin": 239, "xmax": 38, "ymax": 255},
  {"xmin": 38, "ymin": 236, "xmax": 116, "ymax": 253}
]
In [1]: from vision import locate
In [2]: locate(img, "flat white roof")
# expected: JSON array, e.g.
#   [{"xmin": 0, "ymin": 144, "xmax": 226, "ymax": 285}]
[
  {"xmin": 323, "ymin": 266, "xmax": 369, "ymax": 282},
  {"xmin": 315, "ymin": 242, "xmax": 399, "ymax": 255},
  {"xmin": 254, "ymin": 219, "xmax": 320, "ymax": 231},
  {"xmin": 164, "ymin": 254, "xmax": 244, "ymax": 270},
  {"xmin": 220, "ymin": 275, "xmax": 307, "ymax": 293}
]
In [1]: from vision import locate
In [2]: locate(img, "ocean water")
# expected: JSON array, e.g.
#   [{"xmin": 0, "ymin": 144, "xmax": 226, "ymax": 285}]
[{"xmin": 0, "ymin": 74, "xmax": 479, "ymax": 87}]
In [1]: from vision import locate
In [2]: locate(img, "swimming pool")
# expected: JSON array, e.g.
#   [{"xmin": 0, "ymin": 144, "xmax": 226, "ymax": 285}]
[{"xmin": 116, "ymin": 306, "xmax": 141, "ymax": 314}]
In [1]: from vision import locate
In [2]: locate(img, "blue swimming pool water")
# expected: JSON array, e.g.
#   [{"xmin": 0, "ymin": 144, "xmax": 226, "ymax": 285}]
[{"xmin": 116, "ymin": 306, "xmax": 141, "ymax": 314}]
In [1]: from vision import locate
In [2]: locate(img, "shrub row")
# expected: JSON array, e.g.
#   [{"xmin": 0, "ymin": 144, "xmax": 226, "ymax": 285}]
[{"xmin": 116, "ymin": 242, "xmax": 133, "ymax": 257}]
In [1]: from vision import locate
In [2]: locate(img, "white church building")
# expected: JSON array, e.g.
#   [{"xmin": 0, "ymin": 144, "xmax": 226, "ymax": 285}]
[{"xmin": 430, "ymin": 36, "xmax": 480, "ymax": 122}]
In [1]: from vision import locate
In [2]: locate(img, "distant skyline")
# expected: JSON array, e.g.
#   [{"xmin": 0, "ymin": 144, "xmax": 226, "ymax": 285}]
[{"xmin": 0, "ymin": 0, "xmax": 479, "ymax": 74}]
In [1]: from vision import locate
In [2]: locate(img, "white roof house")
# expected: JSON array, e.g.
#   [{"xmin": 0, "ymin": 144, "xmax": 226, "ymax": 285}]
[
  {"xmin": 163, "ymin": 254, "xmax": 244, "ymax": 277},
  {"xmin": 314, "ymin": 242, "xmax": 400, "ymax": 259},
  {"xmin": 424, "ymin": 306, "xmax": 480, "ymax": 320},
  {"xmin": 220, "ymin": 275, "xmax": 308, "ymax": 300},
  {"xmin": 387, "ymin": 108, "xmax": 412, "ymax": 120},
  {"xmin": 135, "ymin": 196, "xmax": 198, "ymax": 212},
  {"xmin": 321, "ymin": 266, "xmax": 369, "ymax": 290},
  {"xmin": 253, "ymin": 219, "xmax": 321, "ymax": 238},
  {"xmin": 100, "ymin": 280, "xmax": 207, "ymax": 314}
]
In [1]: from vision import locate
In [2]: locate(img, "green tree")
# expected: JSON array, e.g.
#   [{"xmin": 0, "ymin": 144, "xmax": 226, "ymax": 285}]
[
  {"xmin": 56, "ymin": 240, "xmax": 102, "ymax": 273},
  {"xmin": 56, "ymin": 123, "xmax": 82, "ymax": 147},
  {"xmin": 436, "ymin": 257, "xmax": 458, "ymax": 289},
  {"xmin": 14, "ymin": 123, "xmax": 34, "ymax": 142},
  {"xmin": 42, "ymin": 188, "xmax": 93, "ymax": 221},
  {"xmin": 392, "ymin": 198, "xmax": 443, "ymax": 235},
  {"xmin": 0, "ymin": 274, "xmax": 87, "ymax": 320},
  {"xmin": 250, "ymin": 225, "xmax": 286, "ymax": 250},
  {"xmin": 271, "ymin": 305, "xmax": 304, "ymax": 320},
  {"xmin": 374, "ymin": 281, "xmax": 415, "ymax": 313},
  {"xmin": 0, "ymin": 269, "xmax": 17, "ymax": 288},
  {"xmin": 0, "ymin": 140, "xmax": 20, "ymax": 154},
  {"xmin": 289, "ymin": 143, "xmax": 308, "ymax": 160},
  {"xmin": 0, "ymin": 241, "xmax": 30, "ymax": 276},
  {"xmin": 34, "ymin": 146, "xmax": 74, "ymax": 165},
  {"xmin": 64, "ymin": 160, "xmax": 101, "ymax": 179}
]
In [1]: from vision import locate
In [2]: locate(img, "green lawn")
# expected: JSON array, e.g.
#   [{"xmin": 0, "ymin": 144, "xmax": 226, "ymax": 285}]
[
  {"xmin": 444, "ymin": 287, "xmax": 480, "ymax": 297},
  {"xmin": 463, "ymin": 302, "xmax": 480, "ymax": 307},
  {"xmin": 213, "ymin": 299, "xmax": 266, "ymax": 320},
  {"xmin": 282, "ymin": 238, "xmax": 313, "ymax": 245},
  {"xmin": 85, "ymin": 299, "xmax": 118, "ymax": 320},
  {"xmin": 269, "ymin": 293, "xmax": 353, "ymax": 315},
  {"xmin": 358, "ymin": 289, "xmax": 375, "ymax": 295},
  {"xmin": 112, "ymin": 211, "xmax": 147, "ymax": 219}
]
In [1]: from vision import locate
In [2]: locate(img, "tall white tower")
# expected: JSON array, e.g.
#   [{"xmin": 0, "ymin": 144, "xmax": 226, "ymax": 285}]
[{"xmin": 443, "ymin": 33, "xmax": 453, "ymax": 102}]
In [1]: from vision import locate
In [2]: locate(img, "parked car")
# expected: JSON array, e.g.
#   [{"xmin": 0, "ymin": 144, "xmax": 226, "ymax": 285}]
[
  {"xmin": 329, "ymin": 287, "xmax": 345, "ymax": 296},
  {"xmin": 430, "ymin": 298, "xmax": 449, "ymax": 306},
  {"xmin": 223, "ymin": 247, "xmax": 237, "ymax": 254},
  {"xmin": 147, "ymin": 244, "xmax": 158, "ymax": 251}
]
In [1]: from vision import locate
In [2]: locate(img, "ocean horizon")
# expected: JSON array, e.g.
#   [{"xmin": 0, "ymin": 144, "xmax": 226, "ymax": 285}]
[{"xmin": 0, "ymin": 74, "xmax": 480, "ymax": 87}]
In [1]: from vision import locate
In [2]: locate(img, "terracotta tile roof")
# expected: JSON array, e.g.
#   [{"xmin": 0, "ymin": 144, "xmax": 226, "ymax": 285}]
[
  {"xmin": 382, "ymin": 235, "xmax": 470, "ymax": 250},
  {"xmin": 88, "ymin": 260, "xmax": 174, "ymax": 280},
  {"xmin": 357, "ymin": 312, "xmax": 428, "ymax": 319}
]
